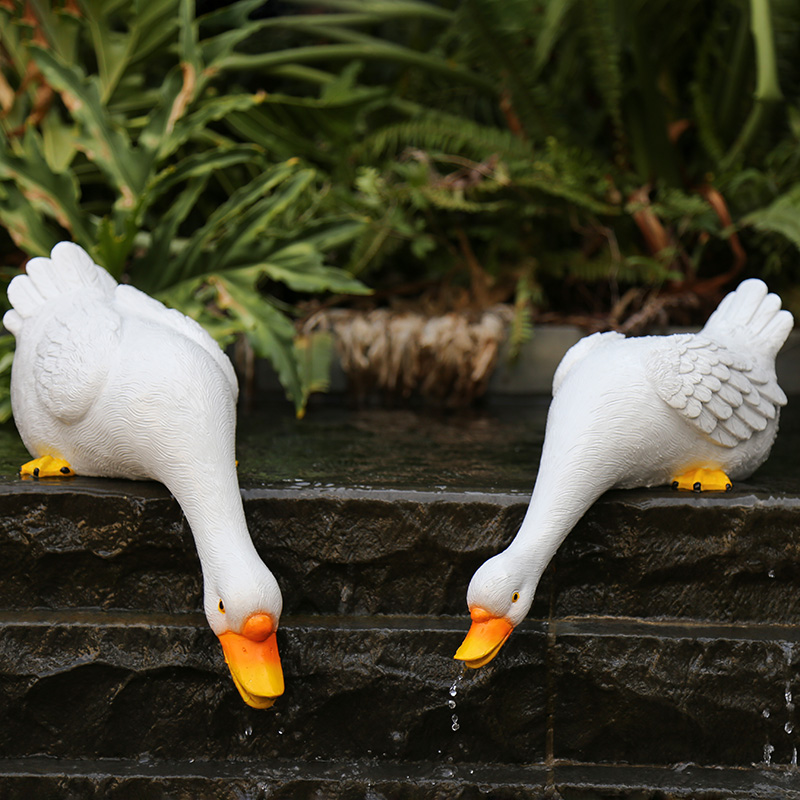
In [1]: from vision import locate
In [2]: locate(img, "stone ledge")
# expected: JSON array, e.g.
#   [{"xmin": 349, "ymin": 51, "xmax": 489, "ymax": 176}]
[
  {"xmin": 1, "ymin": 611, "xmax": 799, "ymax": 768},
  {"xmin": 1, "ymin": 757, "xmax": 799, "ymax": 799},
  {"xmin": 4, "ymin": 476, "xmax": 800, "ymax": 623}
]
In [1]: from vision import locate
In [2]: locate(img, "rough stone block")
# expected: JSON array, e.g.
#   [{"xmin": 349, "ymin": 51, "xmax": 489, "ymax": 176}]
[
  {"xmin": 552, "ymin": 619, "xmax": 800, "ymax": 769},
  {"xmin": 0, "ymin": 613, "xmax": 547, "ymax": 765},
  {"xmin": 552, "ymin": 489, "xmax": 800, "ymax": 623}
]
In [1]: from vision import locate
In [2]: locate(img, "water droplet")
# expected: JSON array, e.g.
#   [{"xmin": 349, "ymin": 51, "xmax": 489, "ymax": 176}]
[
  {"xmin": 448, "ymin": 699, "xmax": 456, "ymax": 709},
  {"xmin": 765, "ymin": 743, "xmax": 775, "ymax": 765},
  {"xmin": 787, "ymin": 722, "xmax": 795, "ymax": 734},
  {"xmin": 769, "ymin": 569, "xmax": 776, "ymax": 578},
  {"xmin": 278, "ymin": 728, "xmax": 285, "ymax": 735},
  {"xmin": 763, "ymin": 709, "xmax": 771, "ymax": 718},
  {"xmin": 451, "ymin": 714, "xmax": 460, "ymax": 732},
  {"xmin": 244, "ymin": 725, "xmax": 253, "ymax": 737},
  {"xmin": 793, "ymin": 748, "xmax": 798, "ymax": 767},
  {"xmin": 449, "ymin": 682, "xmax": 458, "ymax": 698}
]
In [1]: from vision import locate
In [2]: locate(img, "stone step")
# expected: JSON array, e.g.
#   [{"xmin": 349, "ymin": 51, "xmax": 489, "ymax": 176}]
[
  {"xmin": 3, "ymin": 398, "xmax": 799, "ymax": 622},
  {"xmin": 2, "ymin": 757, "xmax": 800, "ymax": 799},
  {"xmin": 3, "ymin": 476, "xmax": 800, "ymax": 624},
  {"xmin": 1, "ymin": 610, "xmax": 799, "ymax": 770},
  {"xmin": 3, "ymin": 398, "xmax": 800, "ymax": 794}
]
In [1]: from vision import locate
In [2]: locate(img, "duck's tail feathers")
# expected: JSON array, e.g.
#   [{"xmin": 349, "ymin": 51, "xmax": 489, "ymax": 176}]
[
  {"xmin": 701, "ymin": 278, "xmax": 793, "ymax": 361},
  {"xmin": 4, "ymin": 242, "xmax": 117, "ymax": 334}
]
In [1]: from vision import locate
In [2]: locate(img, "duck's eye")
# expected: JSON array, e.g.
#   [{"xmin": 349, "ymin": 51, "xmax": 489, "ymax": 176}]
[
  {"xmin": 218, "ymin": 600, "xmax": 225, "ymax": 613},
  {"xmin": 512, "ymin": 592, "xmax": 520, "ymax": 603}
]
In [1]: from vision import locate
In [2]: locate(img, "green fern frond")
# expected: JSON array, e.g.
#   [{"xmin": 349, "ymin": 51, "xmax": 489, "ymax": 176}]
[
  {"xmin": 455, "ymin": 0, "xmax": 540, "ymax": 135},
  {"xmin": 581, "ymin": 0, "xmax": 624, "ymax": 153},
  {"xmin": 507, "ymin": 269, "xmax": 538, "ymax": 362},
  {"xmin": 360, "ymin": 114, "xmax": 533, "ymax": 164}
]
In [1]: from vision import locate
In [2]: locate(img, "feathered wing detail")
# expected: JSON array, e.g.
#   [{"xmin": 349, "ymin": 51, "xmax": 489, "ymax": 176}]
[
  {"xmin": 4, "ymin": 242, "xmax": 116, "ymax": 335},
  {"xmin": 3, "ymin": 243, "xmax": 122, "ymax": 425},
  {"xmin": 552, "ymin": 331, "xmax": 624, "ymax": 396},
  {"xmin": 647, "ymin": 334, "xmax": 787, "ymax": 448},
  {"xmin": 700, "ymin": 278, "xmax": 793, "ymax": 363},
  {"xmin": 649, "ymin": 279, "xmax": 793, "ymax": 448},
  {"xmin": 34, "ymin": 300, "xmax": 121, "ymax": 424},
  {"xmin": 114, "ymin": 285, "xmax": 238, "ymax": 402}
]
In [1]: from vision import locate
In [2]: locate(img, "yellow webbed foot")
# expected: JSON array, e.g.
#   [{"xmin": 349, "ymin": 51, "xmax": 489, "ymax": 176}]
[
  {"xmin": 671, "ymin": 467, "xmax": 732, "ymax": 493},
  {"xmin": 21, "ymin": 455, "xmax": 75, "ymax": 479}
]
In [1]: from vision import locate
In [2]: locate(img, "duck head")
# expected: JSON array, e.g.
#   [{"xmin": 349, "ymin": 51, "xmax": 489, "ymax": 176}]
[
  {"xmin": 204, "ymin": 555, "xmax": 284, "ymax": 708},
  {"xmin": 454, "ymin": 551, "xmax": 537, "ymax": 668}
]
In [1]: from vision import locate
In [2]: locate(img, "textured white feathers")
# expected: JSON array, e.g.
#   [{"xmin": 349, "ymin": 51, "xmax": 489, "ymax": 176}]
[
  {"xmin": 647, "ymin": 279, "xmax": 792, "ymax": 448},
  {"xmin": 552, "ymin": 330, "xmax": 624, "ymax": 396},
  {"xmin": 4, "ymin": 242, "xmax": 238, "ymax": 404},
  {"xmin": 4, "ymin": 242, "xmax": 115, "ymax": 334},
  {"xmin": 702, "ymin": 278, "xmax": 793, "ymax": 361},
  {"xmin": 115, "ymin": 284, "xmax": 238, "ymax": 401}
]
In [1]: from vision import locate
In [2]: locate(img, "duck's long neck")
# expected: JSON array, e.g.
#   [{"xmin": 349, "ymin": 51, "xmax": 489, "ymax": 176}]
[
  {"xmin": 162, "ymin": 464, "xmax": 259, "ymax": 572},
  {"xmin": 506, "ymin": 425, "xmax": 619, "ymax": 585}
]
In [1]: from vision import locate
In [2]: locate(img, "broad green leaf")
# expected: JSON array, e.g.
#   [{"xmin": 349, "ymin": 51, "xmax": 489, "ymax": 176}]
[
  {"xmin": 0, "ymin": 183, "xmax": 62, "ymax": 255},
  {"xmin": 256, "ymin": 242, "xmax": 371, "ymax": 294},
  {"xmin": 0, "ymin": 128, "xmax": 91, "ymax": 242},
  {"xmin": 158, "ymin": 93, "xmax": 265, "ymax": 160},
  {"xmin": 142, "ymin": 175, "xmax": 209, "ymax": 287},
  {"xmin": 84, "ymin": 9, "xmax": 132, "ymax": 102},
  {"xmin": 215, "ymin": 170, "xmax": 317, "ymax": 267},
  {"xmin": 40, "ymin": 110, "xmax": 80, "ymax": 173},
  {"xmin": 210, "ymin": 274, "xmax": 305, "ymax": 414},
  {"xmin": 94, "ymin": 213, "xmax": 139, "ymax": 279},
  {"xmin": 742, "ymin": 184, "xmax": 800, "ymax": 251},
  {"xmin": 294, "ymin": 329, "xmax": 334, "ymax": 413},
  {"xmin": 30, "ymin": 45, "xmax": 143, "ymax": 198},
  {"xmin": 149, "ymin": 145, "xmax": 262, "ymax": 199},
  {"xmin": 162, "ymin": 160, "xmax": 306, "ymax": 287}
]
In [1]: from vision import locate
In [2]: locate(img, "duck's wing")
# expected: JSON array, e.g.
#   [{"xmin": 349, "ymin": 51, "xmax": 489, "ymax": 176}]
[
  {"xmin": 646, "ymin": 333, "xmax": 787, "ymax": 447},
  {"xmin": 113, "ymin": 285, "xmax": 238, "ymax": 402},
  {"xmin": 32, "ymin": 295, "xmax": 122, "ymax": 425},
  {"xmin": 5, "ymin": 243, "xmax": 121, "ymax": 425}
]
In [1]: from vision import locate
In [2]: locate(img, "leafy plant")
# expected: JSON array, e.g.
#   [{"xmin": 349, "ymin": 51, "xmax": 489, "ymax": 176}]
[
  {"xmin": 238, "ymin": 0, "xmax": 800, "ymax": 325},
  {"xmin": 3, "ymin": 0, "xmax": 800, "ymax": 418},
  {"xmin": 0, "ymin": 0, "xmax": 371, "ymax": 417}
]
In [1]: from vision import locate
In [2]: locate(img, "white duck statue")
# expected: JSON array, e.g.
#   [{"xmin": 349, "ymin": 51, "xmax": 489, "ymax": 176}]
[
  {"xmin": 455, "ymin": 278, "xmax": 793, "ymax": 669},
  {"xmin": 4, "ymin": 242, "xmax": 283, "ymax": 709}
]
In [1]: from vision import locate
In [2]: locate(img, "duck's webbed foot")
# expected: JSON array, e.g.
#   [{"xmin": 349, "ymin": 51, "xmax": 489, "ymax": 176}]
[
  {"xmin": 671, "ymin": 467, "xmax": 732, "ymax": 493},
  {"xmin": 21, "ymin": 455, "xmax": 75, "ymax": 479}
]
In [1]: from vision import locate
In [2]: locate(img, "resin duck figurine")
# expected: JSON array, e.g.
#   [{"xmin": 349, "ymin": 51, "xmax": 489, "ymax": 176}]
[
  {"xmin": 4, "ymin": 242, "xmax": 283, "ymax": 709},
  {"xmin": 455, "ymin": 279, "xmax": 793, "ymax": 669}
]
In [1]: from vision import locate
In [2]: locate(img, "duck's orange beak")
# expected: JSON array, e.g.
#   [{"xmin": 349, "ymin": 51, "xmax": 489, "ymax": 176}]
[
  {"xmin": 454, "ymin": 607, "xmax": 513, "ymax": 669},
  {"xmin": 218, "ymin": 613, "xmax": 284, "ymax": 708}
]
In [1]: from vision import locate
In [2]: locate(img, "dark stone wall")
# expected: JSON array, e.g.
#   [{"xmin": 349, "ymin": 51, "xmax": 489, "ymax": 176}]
[{"xmin": 2, "ymin": 400, "xmax": 800, "ymax": 795}]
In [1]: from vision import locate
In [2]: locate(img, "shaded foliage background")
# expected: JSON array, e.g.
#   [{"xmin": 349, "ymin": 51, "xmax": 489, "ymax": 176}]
[{"xmin": 2, "ymin": 0, "xmax": 800, "ymax": 418}]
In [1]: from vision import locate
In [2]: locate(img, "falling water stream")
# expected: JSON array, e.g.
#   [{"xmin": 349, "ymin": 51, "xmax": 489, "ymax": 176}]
[
  {"xmin": 764, "ymin": 642, "xmax": 797, "ymax": 767},
  {"xmin": 448, "ymin": 666, "xmax": 466, "ymax": 732}
]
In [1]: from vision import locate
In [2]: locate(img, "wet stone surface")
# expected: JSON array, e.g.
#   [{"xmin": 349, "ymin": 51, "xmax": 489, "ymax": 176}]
[
  {"xmin": 5, "ymin": 761, "xmax": 800, "ymax": 800},
  {"xmin": 2, "ymin": 398, "xmax": 800, "ymax": 621},
  {"xmin": 0, "ymin": 613, "xmax": 546, "ymax": 764},
  {"xmin": 2, "ymin": 396, "xmax": 800, "ymax": 790}
]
